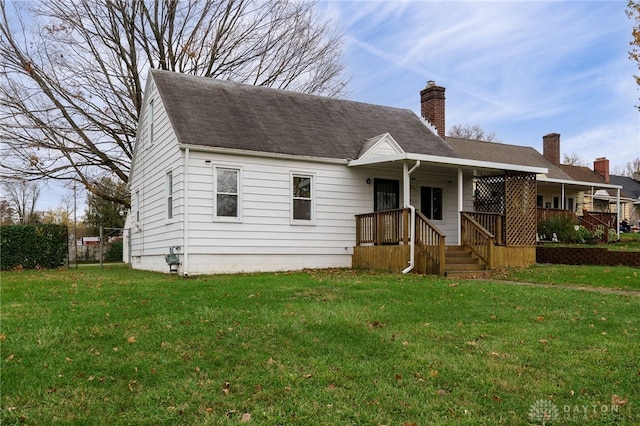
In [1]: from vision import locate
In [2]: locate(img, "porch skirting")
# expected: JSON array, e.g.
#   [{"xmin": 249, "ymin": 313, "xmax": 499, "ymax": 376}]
[
  {"xmin": 353, "ymin": 245, "xmax": 411, "ymax": 273},
  {"xmin": 493, "ymin": 246, "xmax": 536, "ymax": 268},
  {"xmin": 353, "ymin": 245, "xmax": 536, "ymax": 275}
]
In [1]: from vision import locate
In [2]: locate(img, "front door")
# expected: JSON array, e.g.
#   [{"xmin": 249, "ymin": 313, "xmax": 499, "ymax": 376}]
[{"xmin": 374, "ymin": 179, "xmax": 400, "ymax": 212}]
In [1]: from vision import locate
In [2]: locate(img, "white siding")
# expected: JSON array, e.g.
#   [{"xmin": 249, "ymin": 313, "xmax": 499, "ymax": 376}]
[
  {"xmin": 409, "ymin": 168, "xmax": 462, "ymax": 244},
  {"xmin": 128, "ymin": 76, "xmax": 470, "ymax": 275},
  {"xmin": 128, "ymin": 76, "xmax": 184, "ymax": 269}
]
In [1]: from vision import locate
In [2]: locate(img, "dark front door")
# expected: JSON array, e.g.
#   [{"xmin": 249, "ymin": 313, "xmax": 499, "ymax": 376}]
[{"xmin": 374, "ymin": 179, "xmax": 399, "ymax": 212}]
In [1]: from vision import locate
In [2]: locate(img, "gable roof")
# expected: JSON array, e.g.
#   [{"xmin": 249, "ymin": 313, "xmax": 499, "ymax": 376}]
[
  {"xmin": 444, "ymin": 137, "xmax": 574, "ymax": 180},
  {"xmin": 558, "ymin": 164, "xmax": 608, "ymax": 184},
  {"xmin": 150, "ymin": 69, "xmax": 459, "ymax": 161}
]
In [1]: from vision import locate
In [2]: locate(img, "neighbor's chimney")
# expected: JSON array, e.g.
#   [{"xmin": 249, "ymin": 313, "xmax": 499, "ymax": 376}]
[
  {"xmin": 634, "ymin": 170, "xmax": 640, "ymax": 182},
  {"xmin": 420, "ymin": 80, "xmax": 446, "ymax": 138},
  {"xmin": 542, "ymin": 133, "xmax": 561, "ymax": 166},
  {"xmin": 594, "ymin": 157, "xmax": 610, "ymax": 183}
]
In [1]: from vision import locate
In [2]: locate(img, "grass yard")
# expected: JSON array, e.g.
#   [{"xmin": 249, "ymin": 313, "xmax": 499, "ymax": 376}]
[
  {"xmin": 497, "ymin": 264, "xmax": 640, "ymax": 292},
  {"xmin": 1, "ymin": 266, "xmax": 638, "ymax": 425}
]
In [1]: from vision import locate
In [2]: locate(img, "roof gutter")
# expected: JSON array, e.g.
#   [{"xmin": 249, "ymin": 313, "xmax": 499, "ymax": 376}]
[{"xmin": 348, "ymin": 152, "xmax": 547, "ymax": 175}]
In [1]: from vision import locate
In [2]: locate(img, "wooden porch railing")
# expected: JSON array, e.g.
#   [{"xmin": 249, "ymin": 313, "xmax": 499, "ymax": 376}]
[
  {"xmin": 460, "ymin": 212, "xmax": 494, "ymax": 270},
  {"xmin": 580, "ymin": 212, "xmax": 617, "ymax": 242},
  {"xmin": 355, "ymin": 208, "xmax": 409, "ymax": 246},
  {"xmin": 415, "ymin": 211, "xmax": 446, "ymax": 276},
  {"xmin": 354, "ymin": 208, "xmax": 446, "ymax": 275},
  {"xmin": 462, "ymin": 211, "xmax": 505, "ymax": 246},
  {"xmin": 537, "ymin": 207, "xmax": 576, "ymax": 223}
]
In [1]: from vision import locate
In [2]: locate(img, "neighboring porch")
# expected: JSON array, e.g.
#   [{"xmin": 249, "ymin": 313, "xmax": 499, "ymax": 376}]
[{"xmin": 537, "ymin": 207, "xmax": 619, "ymax": 242}]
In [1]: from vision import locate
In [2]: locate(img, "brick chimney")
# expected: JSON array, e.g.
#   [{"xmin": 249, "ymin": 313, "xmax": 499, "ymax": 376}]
[
  {"xmin": 542, "ymin": 133, "xmax": 561, "ymax": 166},
  {"xmin": 420, "ymin": 80, "xmax": 446, "ymax": 138},
  {"xmin": 594, "ymin": 157, "xmax": 610, "ymax": 183}
]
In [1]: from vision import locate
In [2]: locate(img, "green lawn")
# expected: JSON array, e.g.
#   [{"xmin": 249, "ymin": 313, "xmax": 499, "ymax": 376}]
[
  {"xmin": 496, "ymin": 264, "xmax": 640, "ymax": 292},
  {"xmin": 1, "ymin": 266, "xmax": 638, "ymax": 425}
]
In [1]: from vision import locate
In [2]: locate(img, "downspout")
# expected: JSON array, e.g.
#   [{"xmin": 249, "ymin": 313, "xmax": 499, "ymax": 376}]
[
  {"xmin": 183, "ymin": 148, "xmax": 190, "ymax": 277},
  {"xmin": 402, "ymin": 160, "xmax": 421, "ymax": 274}
]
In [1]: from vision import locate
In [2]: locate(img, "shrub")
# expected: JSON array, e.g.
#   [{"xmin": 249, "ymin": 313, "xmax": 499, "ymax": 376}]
[
  {"xmin": 537, "ymin": 215, "xmax": 579, "ymax": 243},
  {"xmin": 0, "ymin": 224, "xmax": 68, "ymax": 270},
  {"xmin": 105, "ymin": 238, "xmax": 123, "ymax": 262}
]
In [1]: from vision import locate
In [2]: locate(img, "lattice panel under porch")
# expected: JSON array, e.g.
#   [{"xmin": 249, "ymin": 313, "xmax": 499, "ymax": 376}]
[{"xmin": 504, "ymin": 171, "xmax": 537, "ymax": 246}]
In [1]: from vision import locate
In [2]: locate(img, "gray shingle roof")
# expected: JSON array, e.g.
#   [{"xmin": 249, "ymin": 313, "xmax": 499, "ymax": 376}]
[
  {"xmin": 150, "ymin": 69, "xmax": 459, "ymax": 160},
  {"xmin": 444, "ymin": 137, "xmax": 573, "ymax": 180},
  {"xmin": 610, "ymin": 175, "xmax": 640, "ymax": 200}
]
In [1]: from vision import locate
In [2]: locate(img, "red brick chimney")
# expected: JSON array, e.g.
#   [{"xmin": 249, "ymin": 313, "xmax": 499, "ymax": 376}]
[
  {"xmin": 594, "ymin": 157, "xmax": 610, "ymax": 183},
  {"xmin": 420, "ymin": 81, "xmax": 446, "ymax": 138},
  {"xmin": 542, "ymin": 133, "xmax": 561, "ymax": 166}
]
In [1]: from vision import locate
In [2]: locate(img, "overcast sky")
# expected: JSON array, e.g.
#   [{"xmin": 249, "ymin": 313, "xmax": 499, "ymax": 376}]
[
  {"xmin": 38, "ymin": 0, "xmax": 640, "ymax": 211},
  {"xmin": 321, "ymin": 0, "xmax": 639, "ymax": 168}
]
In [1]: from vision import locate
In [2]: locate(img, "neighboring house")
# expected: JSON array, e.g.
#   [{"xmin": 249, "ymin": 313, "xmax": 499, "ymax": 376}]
[
  {"xmin": 610, "ymin": 173, "xmax": 640, "ymax": 229},
  {"xmin": 445, "ymin": 135, "xmax": 582, "ymax": 214},
  {"xmin": 125, "ymin": 71, "xmax": 545, "ymax": 276}
]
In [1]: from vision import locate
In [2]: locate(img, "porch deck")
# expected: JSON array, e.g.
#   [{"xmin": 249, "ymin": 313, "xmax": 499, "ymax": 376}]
[{"xmin": 353, "ymin": 209, "xmax": 535, "ymax": 276}]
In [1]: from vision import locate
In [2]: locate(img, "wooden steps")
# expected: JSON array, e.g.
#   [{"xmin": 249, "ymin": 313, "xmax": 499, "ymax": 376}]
[{"xmin": 444, "ymin": 246, "xmax": 490, "ymax": 279}]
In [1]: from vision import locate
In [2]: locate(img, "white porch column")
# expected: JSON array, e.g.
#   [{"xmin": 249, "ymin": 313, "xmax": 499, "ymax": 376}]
[{"xmin": 458, "ymin": 168, "xmax": 463, "ymax": 246}]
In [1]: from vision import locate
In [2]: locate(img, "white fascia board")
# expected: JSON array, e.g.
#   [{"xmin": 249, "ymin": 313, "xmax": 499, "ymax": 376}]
[
  {"xmin": 538, "ymin": 176, "xmax": 623, "ymax": 190},
  {"xmin": 178, "ymin": 144, "xmax": 349, "ymax": 165},
  {"xmin": 348, "ymin": 153, "xmax": 547, "ymax": 174}
]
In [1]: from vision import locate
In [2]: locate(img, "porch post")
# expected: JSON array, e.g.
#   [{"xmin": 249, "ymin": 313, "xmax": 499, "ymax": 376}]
[
  {"xmin": 457, "ymin": 168, "xmax": 463, "ymax": 246},
  {"xmin": 617, "ymin": 188, "xmax": 621, "ymax": 238},
  {"xmin": 403, "ymin": 162, "xmax": 409, "ymax": 208},
  {"xmin": 561, "ymin": 183, "xmax": 565, "ymax": 209}
]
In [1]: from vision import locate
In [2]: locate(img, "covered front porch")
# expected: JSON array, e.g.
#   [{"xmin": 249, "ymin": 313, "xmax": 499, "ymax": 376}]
[{"xmin": 349, "ymin": 148, "xmax": 545, "ymax": 276}]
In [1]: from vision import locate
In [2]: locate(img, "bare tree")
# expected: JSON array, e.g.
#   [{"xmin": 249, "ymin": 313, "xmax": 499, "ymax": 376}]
[
  {"xmin": 562, "ymin": 153, "xmax": 587, "ymax": 167},
  {"xmin": 0, "ymin": 0, "xmax": 347, "ymax": 207},
  {"xmin": 628, "ymin": 0, "xmax": 640, "ymax": 107},
  {"xmin": 447, "ymin": 124, "xmax": 500, "ymax": 142},
  {"xmin": 1, "ymin": 178, "xmax": 42, "ymax": 223},
  {"xmin": 613, "ymin": 158, "xmax": 640, "ymax": 177}
]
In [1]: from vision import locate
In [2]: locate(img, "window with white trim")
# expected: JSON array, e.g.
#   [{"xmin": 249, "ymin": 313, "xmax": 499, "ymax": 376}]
[
  {"xmin": 148, "ymin": 99, "xmax": 154, "ymax": 144},
  {"xmin": 214, "ymin": 167, "xmax": 241, "ymax": 220},
  {"xmin": 292, "ymin": 174, "xmax": 313, "ymax": 222},
  {"xmin": 421, "ymin": 186, "xmax": 443, "ymax": 220},
  {"xmin": 134, "ymin": 190, "xmax": 140, "ymax": 223},
  {"xmin": 166, "ymin": 171, "xmax": 173, "ymax": 220}
]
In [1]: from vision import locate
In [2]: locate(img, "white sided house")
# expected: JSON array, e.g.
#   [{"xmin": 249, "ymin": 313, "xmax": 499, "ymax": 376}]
[{"xmin": 126, "ymin": 70, "xmax": 546, "ymax": 276}]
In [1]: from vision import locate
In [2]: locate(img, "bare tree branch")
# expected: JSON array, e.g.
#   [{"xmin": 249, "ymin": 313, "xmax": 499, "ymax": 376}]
[{"xmin": 0, "ymin": 0, "xmax": 347, "ymax": 206}]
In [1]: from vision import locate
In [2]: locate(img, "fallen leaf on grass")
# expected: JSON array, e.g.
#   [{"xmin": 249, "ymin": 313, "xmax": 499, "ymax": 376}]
[
  {"xmin": 127, "ymin": 336, "xmax": 136, "ymax": 344},
  {"xmin": 240, "ymin": 413, "xmax": 251, "ymax": 423},
  {"xmin": 536, "ymin": 316, "xmax": 545, "ymax": 322},
  {"xmin": 437, "ymin": 389, "xmax": 450, "ymax": 395},
  {"xmin": 611, "ymin": 394, "xmax": 628, "ymax": 407},
  {"xmin": 0, "ymin": 333, "xmax": 6, "ymax": 341},
  {"xmin": 539, "ymin": 339, "xmax": 548, "ymax": 344},
  {"xmin": 65, "ymin": 357, "xmax": 73, "ymax": 363},
  {"xmin": 4, "ymin": 354, "xmax": 15, "ymax": 362},
  {"xmin": 492, "ymin": 395, "xmax": 501, "ymax": 402},
  {"xmin": 222, "ymin": 381, "xmax": 230, "ymax": 396}
]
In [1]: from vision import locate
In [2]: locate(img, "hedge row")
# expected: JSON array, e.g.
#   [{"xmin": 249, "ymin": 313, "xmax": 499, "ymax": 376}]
[{"xmin": 0, "ymin": 224, "xmax": 68, "ymax": 270}]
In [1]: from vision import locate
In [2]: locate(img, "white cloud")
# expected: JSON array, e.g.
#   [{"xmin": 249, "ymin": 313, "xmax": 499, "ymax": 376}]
[{"xmin": 322, "ymin": 0, "xmax": 639, "ymax": 170}]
